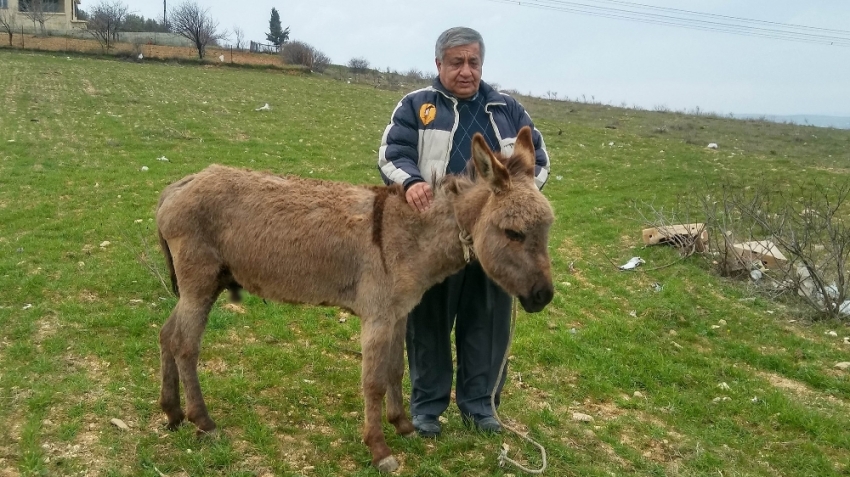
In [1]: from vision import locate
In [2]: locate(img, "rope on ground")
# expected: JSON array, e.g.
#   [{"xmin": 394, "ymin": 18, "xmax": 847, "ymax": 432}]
[{"xmin": 490, "ymin": 298, "xmax": 548, "ymax": 474}]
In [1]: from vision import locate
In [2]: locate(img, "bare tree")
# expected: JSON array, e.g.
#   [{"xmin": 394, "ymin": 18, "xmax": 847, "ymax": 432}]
[
  {"xmin": 0, "ymin": 9, "xmax": 16, "ymax": 46},
  {"xmin": 170, "ymin": 1, "xmax": 225, "ymax": 59},
  {"xmin": 19, "ymin": 0, "xmax": 47, "ymax": 35},
  {"xmin": 232, "ymin": 25, "xmax": 244, "ymax": 50},
  {"xmin": 348, "ymin": 57, "xmax": 370, "ymax": 79},
  {"xmin": 87, "ymin": 0, "xmax": 130, "ymax": 52}
]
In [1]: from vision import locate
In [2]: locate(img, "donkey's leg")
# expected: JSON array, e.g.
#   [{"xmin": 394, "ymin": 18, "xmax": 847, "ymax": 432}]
[
  {"xmin": 360, "ymin": 317, "xmax": 398, "ymax": 473},
  {"xmin": 173, "ymin": 293, "xmax": 219, "ymax": 434},
  {"xmin": 386, "ymin": 316, "xmax": 414, "ymax": 437},
  {"xmin": 159, "ymin": 310, "xmax": 185, "ymax": 430},
  {"xmin": 163, "ymin": 243, "xmax": 223, "ymax": 435}
]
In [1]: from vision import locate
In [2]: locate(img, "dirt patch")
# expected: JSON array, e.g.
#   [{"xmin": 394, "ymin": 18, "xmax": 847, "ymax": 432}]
[
  {"xmin": 3, "ymin": 34, "xmax": 287, "ymax": 67},
  {"xmin": 34, "ymin": 314, "xmax": 61, "ymax": 343},
  {"xmin": 0, "ymin": 418, "xmax": 23, "ymax": 477},
  {"xmin": 39, "ymin": 421, "xmax": 109, "ymax": 477},
  {"xmin": 758, "ymin": 370, "xmax": 850, "ymax": 411},
  {"xmin": 199, "ymin": 357, "xmax": 228, "ymax": 375},
  {"xmin": 79, "ymin": 290, "xmax": 99, "ymax": 303},
  {"xmin": 82, "ymin": 79, "xmax": 98, "ymax": 96}
]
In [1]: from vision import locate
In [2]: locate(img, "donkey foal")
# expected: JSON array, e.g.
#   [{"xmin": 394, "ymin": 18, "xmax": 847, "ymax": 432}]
[{"xmin": 155, "ymin": 126, "xmax": 555, "ymax": 472}]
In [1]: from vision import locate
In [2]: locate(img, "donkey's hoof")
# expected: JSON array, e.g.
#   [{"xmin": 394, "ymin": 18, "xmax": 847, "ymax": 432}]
[
  {"xmin": 165, "ymin": 421, "xmax": 183, "ymax": 431},
  {"xmin": 195, "ymin": 427, "xmax": 219, "ymax": 438},
  {"xmin": 375, "ymin": 455, "xmax": 399, "ymax": 473},
  {"xmin": 164, "ymin": 415, "xmax": 186, "ymax": 431}
]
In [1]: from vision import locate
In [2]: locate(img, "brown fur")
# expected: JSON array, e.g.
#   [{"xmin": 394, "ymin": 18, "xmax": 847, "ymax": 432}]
[{"xmin": 155, "ymin": 126, "xmax": 554, "ymax": 472}]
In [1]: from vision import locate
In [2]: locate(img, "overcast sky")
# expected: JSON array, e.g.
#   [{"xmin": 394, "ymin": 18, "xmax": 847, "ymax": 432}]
[{"xmin": 115, "ymin": 0, "xmax": 850, "ymax": 117}]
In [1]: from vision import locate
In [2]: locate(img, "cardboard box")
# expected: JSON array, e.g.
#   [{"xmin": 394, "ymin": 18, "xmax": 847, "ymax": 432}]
[{"xmin": 642, "ymin": 223, "xmax": 708, "ymax": 252}]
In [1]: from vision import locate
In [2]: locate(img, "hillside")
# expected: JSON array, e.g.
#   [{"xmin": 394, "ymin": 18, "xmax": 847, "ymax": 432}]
[{"xmin": 1, "ymin": 49, "xmax": 850, "ymax": 476}]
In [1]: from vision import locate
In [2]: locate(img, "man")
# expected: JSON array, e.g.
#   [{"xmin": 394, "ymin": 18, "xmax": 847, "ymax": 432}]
[{"xmin": 377, "ymin": 27, "xmax": 550, "ymax": 437}]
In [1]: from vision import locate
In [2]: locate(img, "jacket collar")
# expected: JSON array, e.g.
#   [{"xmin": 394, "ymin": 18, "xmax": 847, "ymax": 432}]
[{"xmin": 432, "ymin": 79, "xmax": 506, "ymax": 105}]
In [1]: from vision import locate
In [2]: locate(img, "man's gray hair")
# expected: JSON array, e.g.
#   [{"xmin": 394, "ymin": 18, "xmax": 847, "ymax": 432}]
[{"xmin": 435, "ymin": 27, "xmax": 485, "ymax": 62}]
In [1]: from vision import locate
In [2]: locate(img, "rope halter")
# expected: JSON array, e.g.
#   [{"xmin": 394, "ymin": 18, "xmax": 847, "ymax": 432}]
[{"xmin": 459, "ymin": 229, "xmax": 475, "ymax": 263}]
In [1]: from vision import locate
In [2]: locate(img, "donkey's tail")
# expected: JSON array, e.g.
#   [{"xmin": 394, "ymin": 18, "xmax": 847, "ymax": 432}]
[{"xmin": 158, "ymin": 229, "xmax": 179, "ymax": 297}]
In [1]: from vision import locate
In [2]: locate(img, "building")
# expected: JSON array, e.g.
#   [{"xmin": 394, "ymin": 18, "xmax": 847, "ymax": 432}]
[{"xmin": 0, "ymin": 0, "xmax": 86, "ymax": 33}]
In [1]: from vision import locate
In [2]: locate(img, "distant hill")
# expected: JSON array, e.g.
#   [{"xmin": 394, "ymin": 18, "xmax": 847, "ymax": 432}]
[{"xmin": 733, "ymin": 114, "xmax": 850, "ymax": 130}]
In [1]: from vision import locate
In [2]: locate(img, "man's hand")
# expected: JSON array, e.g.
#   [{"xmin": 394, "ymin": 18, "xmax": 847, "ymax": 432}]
[{"xmin": 405, "ymin": 182, "xmax": 433, "ymax": 212}]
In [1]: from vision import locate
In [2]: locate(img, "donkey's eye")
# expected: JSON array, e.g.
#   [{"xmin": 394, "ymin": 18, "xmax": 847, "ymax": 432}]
[{"xmin": 504, "ymin": 229, "xmax": 525, "ymax": 242}]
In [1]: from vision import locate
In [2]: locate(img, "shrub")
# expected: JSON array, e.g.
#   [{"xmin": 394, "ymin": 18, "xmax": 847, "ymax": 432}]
[
  {"xmin": 280, "ymin": 41, "xmax": 331, "ymax": 73},
  {"xmin": 347, "ymin": 57, "xmax": 370, "ymax": 76}
]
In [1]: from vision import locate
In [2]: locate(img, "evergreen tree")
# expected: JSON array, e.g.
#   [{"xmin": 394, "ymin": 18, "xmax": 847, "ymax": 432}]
[{"xmin": 265, "ymin": 8, "xmax": 290, "ymax": 46}]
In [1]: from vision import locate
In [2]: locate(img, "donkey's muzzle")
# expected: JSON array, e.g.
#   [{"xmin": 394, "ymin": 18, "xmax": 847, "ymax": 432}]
[{"xmin": 519, "ymin": 282, "xmax": 554, "ymax": 313}]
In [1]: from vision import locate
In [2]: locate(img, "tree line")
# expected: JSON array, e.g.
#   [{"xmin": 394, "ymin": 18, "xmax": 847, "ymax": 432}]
[
  {"xmin": 2, "ymin": 1, "xmax": 404, "ymax": 79},
  {"xmin": 0, "ymin": 1, "xmax": 296, "ymax": 60}
]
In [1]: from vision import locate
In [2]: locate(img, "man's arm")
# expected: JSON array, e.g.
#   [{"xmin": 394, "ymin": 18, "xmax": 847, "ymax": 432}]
[
  {"xmin": 519, "ymin": 111, "xmax": 550, "ymax": 190},
  {"xmin": 377, "ymin": 95, "xmax": 434, "ymax": 211},
  {"xmin": 507, "ymin": 98, "xmax": 550, "ymax": 190},
  {"xmin": 378, "ymin": 96, "xmax": 425, "ymax": 188}
]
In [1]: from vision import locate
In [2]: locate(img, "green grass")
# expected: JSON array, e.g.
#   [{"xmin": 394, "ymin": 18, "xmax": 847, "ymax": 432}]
[{"xmin": 2, "ymin": 48, "xmax": 850, "ymax": 476}]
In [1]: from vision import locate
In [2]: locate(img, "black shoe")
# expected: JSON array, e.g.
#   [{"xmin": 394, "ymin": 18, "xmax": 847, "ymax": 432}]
[
  {"xmin": 462, "ymin": 413, "xmax": 502, "ymax": 433},
  {"xmin": 412, "ymin": 414, "xmax": 441, "ymax": 438}
]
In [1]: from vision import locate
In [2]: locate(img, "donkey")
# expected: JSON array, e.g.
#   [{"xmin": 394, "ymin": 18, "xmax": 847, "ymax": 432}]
[{"xmin": 155, "ymin": 125, "xmax": 555, "ymax": 472}]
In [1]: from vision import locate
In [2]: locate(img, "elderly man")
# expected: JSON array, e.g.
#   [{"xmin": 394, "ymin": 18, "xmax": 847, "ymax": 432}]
[{"xmin": 377, "ymin": 26, "xmax": 550, "ymax": 437}]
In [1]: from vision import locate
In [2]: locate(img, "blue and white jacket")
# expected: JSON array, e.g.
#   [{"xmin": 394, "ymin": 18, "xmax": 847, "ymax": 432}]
[{"xmin": 378, "ymin": 79, "xmax": 550, "ymax": 190}]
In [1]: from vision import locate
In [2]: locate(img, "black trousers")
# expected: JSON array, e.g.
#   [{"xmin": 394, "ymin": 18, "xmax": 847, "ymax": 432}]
[{"xmin": 406, "ymin": 261, "xmax": 512, "ymax": 417}]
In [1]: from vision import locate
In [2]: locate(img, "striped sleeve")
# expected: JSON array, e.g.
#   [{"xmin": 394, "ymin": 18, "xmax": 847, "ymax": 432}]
[
  {"xmin": 378, "ymin": 94, "xmax": 424, "ymax": 187},
  {"xmin": 518, "ymin": 108, "xmax": 550, "ymax": 190}
]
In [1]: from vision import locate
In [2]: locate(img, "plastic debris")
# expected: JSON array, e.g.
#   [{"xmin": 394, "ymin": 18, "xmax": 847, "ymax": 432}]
[
  {"xmin": 619, "ymin": 257, "xmax": 645, "ymax": 271},
  {"xmin": 707, "ymin": 143, "xmax": 718, "ymax": 149},
  {"xmin": 156, "ymin": 156, "xmax": 169, "ymax": 162},
  {"xmin": 652, "ymin": 282, "xmax": 663, "ymax": 292},
  {"xmin": 255, "ymin": 103, "xmax": 271, "ymax": 111}
]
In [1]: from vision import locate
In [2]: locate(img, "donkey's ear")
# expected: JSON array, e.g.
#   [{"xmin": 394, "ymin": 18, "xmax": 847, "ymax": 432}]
[
  {"xmin": 512, "ymin": 125, "xmax": 536, "ymax": 177},
  {"xmin": 472, "ymin": 133, "xmax": 511, "ymax": 193}
]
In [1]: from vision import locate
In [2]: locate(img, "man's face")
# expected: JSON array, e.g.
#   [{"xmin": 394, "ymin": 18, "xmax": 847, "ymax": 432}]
[{"xmin": 436, "ymin": 42, "xmax": 482, "ymax": 99}]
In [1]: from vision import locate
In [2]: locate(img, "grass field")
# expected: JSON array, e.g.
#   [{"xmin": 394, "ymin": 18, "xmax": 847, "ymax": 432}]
[{"xmin": 2, "ymin": 49, "xmax": 850, "ymax": 477}]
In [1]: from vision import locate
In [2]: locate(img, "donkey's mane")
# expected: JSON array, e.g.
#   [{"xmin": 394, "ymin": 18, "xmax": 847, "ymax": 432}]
[{"xmin": 434, "ymin": 152, "xmax": 529, "ymax": 198}]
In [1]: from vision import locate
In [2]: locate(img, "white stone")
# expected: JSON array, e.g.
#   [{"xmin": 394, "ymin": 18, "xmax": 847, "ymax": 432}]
[{"xmin": 110, "ymin": 418, "xmax": 130, "ymax": 431}]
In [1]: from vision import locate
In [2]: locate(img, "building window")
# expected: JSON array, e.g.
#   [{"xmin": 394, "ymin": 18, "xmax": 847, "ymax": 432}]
[
  {"xmin": 19, "ymin": 0, "xmax": 62, "ymax": 13},
  {"xmin": 44, "ymin": 0, "xmax": 61, "ymax": 13},
  {"xmin": 0, "ymin": 0, "xmax": 8, "ymax": 10}
]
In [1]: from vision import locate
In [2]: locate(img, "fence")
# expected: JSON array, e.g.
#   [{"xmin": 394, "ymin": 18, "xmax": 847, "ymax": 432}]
[
  {"xmin": 249, "ymin": 41, "xmax": 279, "ymax": 54},
  {"xmin": 64, "ymin": 30, "xmax": 193, "ymax": 48}
]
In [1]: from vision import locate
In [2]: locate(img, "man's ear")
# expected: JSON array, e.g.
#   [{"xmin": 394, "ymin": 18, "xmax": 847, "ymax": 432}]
[{"xmin": 471, "ymin": 133, "xmax": 510, "ymax": 193}]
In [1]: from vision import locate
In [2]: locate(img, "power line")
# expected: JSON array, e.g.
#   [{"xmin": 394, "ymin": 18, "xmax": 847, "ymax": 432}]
[
  {"xmin": 483, "ymin": 0, "xmax": 850, "ymax": 47},
  {"xmin": 576, "ymin": 0, "xmax": 850, "ymax": 35}
]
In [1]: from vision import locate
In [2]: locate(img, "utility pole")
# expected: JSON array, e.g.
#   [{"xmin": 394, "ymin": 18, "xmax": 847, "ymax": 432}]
[{"xmin": 163, "ymin": 1, "xmax": 167, "ymax": 29}]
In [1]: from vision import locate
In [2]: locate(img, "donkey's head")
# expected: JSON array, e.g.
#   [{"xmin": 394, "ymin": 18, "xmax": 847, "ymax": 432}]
[{"xmin": 455, "ymin": 126, "xmax": 555, "ymax": 312}]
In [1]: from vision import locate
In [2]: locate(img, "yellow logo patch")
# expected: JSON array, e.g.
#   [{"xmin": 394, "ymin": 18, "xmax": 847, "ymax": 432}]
[{"xmin": 419, "ymin": 103, "xmax": 437, "ymax": 126}]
